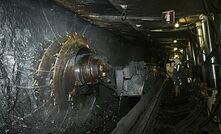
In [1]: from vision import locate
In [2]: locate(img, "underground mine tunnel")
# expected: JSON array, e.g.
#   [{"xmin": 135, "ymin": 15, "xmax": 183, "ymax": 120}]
[{"xmin": 0, "ymin": 0, "xmax": 221, "ymax": 134}]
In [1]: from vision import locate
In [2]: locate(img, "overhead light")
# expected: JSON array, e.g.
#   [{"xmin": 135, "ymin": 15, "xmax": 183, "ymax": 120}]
[
  {"xmin": 136, "ymin": 24, "xmax": 142, "ymax": 28},
  {"xmin": 174, "ymin": 22, "xmax": 180, "ymax": 28},
  {"xmin": 173, "ymin": 40, "xmax": 177, "ymax": 43},
  {"xmin": 120, "ymin": 5, "xmax": 128, "ymax": 10},
  {"xmin": 173, "ymin": 47, "xmax": 178, "ymax": 51},
  {"xmin": 180, "ymin": 49, "xmax": 183, "ymax": 53},
  {"xmin": 150, "ymin": 29, "xmax": 163, "ymax": 32}
]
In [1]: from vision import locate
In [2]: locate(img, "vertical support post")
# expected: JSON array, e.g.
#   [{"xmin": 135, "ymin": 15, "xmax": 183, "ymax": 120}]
[
  {"xmin": 217, "ymin": 14, "xmax": 221, "ymax": 90},
  {"xmin": 199, "ymin": 15, "xmax": 217, "ymax": 88},
  {"xmin": 195, "ymin": 20, "xmax": 207, "ymax": 83},
  {"xmin": 189, "ymin": 41, "xmax": 198, "ymax": 79},
  {"xmin": 189, "ymin": 41, "xmax": 197, "ymax": 66}
]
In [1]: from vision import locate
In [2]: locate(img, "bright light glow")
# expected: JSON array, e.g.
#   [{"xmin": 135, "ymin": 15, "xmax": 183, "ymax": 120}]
[
  {"xmin": 75, "ymin": 68, "xmax": 80, "ymax": 73},
  {"xmin": 173, "ymin": 40, "xmax": 177, "ymax": 43},
  {"xmin": 136, "ymin": 24, "xmax": 142, "ymax": 28},
  {"xmin": 120, "ymin": 5, "xmax": 128, "ymax": 9},
  {"xmin": 173, "ymin": 47, "xmax": 178, "ymax": 51},
  {"xmin": 180, "ymin": 49, "xmax": 183, "ymax": 53},
  {"xmin": 174, "ymin": 22, "xmax": 180, "ymax": 28}
]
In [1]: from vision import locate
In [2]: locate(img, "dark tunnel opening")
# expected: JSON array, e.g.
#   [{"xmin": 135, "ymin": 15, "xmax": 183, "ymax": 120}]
[{"xmin": 0, "ymin": 0, "xmax": 221, "ymax": 134}]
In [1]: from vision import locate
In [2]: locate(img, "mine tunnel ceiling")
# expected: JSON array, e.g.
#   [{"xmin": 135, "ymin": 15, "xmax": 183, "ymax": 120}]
[{"xmin": 53, "ymin": 0, "xmax": 205, "ymax": 46}]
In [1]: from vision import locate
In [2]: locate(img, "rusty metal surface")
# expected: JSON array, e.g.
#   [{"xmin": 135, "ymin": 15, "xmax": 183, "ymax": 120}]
[
  {"xmin": 36, "ymin": 33, "xmax": 113, "ymax": 110},
  {"xmin": 52, "ymin": 33, "xmax": 91, "ymax": 108}
]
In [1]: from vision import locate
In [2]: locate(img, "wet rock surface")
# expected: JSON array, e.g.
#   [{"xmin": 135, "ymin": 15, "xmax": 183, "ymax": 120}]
[{"xmin": 0, "ymin": 0, "xmax": 141, "ymax": 133}]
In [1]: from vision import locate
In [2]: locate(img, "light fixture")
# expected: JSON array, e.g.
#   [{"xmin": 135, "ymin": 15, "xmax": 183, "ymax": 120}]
[
  {"xmin": 173, "ymin": 47, "xmax": 178, "ymax": 51},
  {"xmin": 174, "ymin": 22, "xmax": 180, "ymax": 28},
  {"xmin": 173, "ymin": 40, "xmax": 177, "ymax": 43},
  {"xmin": 136, "ymin": 24, "xmax": 142, "ymax": 28},
  {"xmin": 120, "ymin": 5, "xmax": 128, "ymax": 10}
]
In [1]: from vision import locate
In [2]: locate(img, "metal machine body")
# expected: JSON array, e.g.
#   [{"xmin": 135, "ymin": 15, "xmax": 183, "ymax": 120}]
[
  {"xmin": 35, "ymin": 33, "xmax": 151, "ymax": 110},
  {"xmin": 115, "ymin": 61, "xmax": 146, "ymax": 96}
]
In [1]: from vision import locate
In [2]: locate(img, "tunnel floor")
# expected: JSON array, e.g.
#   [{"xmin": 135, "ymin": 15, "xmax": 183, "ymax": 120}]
[{"xmin": 152, "ymin": 81, "xmax": 220, "ymax": 134}]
